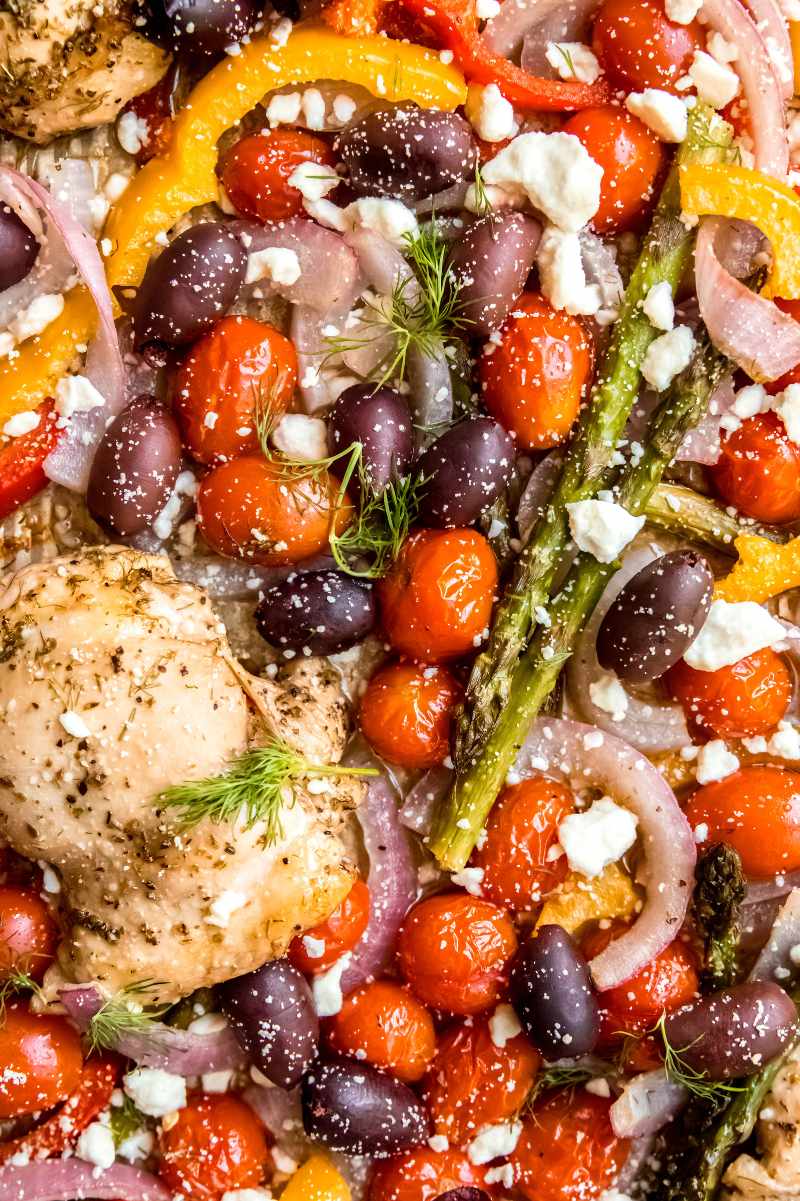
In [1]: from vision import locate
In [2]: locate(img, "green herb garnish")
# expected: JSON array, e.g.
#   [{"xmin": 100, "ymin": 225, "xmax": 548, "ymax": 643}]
[
  {"xmin": 86, "ymin": 981, "xmax": 169, "ymax": 1054},
  {"xmin": 656, "ymin": 1013, "xmax": 745, "ymax": 1103},
  {"xmin": 330, "ymin": 467, "xmax": 428, "ymax": 579}
]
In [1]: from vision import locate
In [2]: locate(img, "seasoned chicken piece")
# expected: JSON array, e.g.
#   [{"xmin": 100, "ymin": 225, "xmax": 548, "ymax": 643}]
[
  {"xmin": 0, "ymin": 546, "xmax": 359, "ymax": 1005},
  {"xmin": 724, "ymin": 1044, "xmax": 800, "ymax": 1199},
  {"xmin": 0, "ymin": 1, "xmax": 170, "ymax": 144}
]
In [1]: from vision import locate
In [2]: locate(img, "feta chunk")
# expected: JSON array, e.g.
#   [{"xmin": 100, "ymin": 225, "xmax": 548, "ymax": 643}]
[
  {"xmin": 245, "ymin": 247, "xmax": 301, "ymax": 286},
  {"xmin": 287, "ymin": 160, "xmax": 340, "ymax": 201},
  {"xmin": 566, "ymin": 499, "xmax": 645, "ymax": 563},
  {"xmin": 301, "ymin": 87, "xmax": 327, "ymax": 130},
  {"xmin": 544, "ymin": 42, "xmax": 602, "ymax": 84},
  {"xmin": 451, "ymin": 866, "xmax": 485, "ymax": 895},
  {"xmin": 54, "ymin": 374, "xmax": 106, "ymax": 426},
  {"xmin": 481, "ymin": 131, "xmax": 603, "ymax": 231},
  {"xmin": 665, "ymin": 0, "xmax": 702, "ymax": 21},
  {"xmin": 2, "ymin": 410, "xmax": 40, "ymax": 438},
  {"xmin": 688, "ymin": 51, "xmax": 740, "ymax": 108},
  {"xmin": 536, "ymin": 227, "xmax": 602, "ymax": 316},
  {"xmin": 489, "ymin": 1003, "xmax": 522, "ymax": 1048},
  {"xmin": 343, "ymin": 197, "xmax": 419, "ymax": 247},
  {"xmin": 266, "ymin": 91, "xmax": 303, "ymax": 126},
  {"xmin": 464, "ymin": 83, "xmax": 517, "ymax": 143},
  {"xmin": 9, "ymin": 293, "xmax": 65, "ymax": 343},
  {"xmin": 641, "ymin": 325, "xmax": 695, "ymax": 391},
  {"xmin": 467, "ymin": 1120, "xmax": 522, "ymax": 1165},
  {"xmin": 272, "ymin": 414, "xmax": 329, "ymax": 461},
  {"xmin": 767, "ymin": 721, "xmax": 800, "ymax": 760},
  {"xmin": 589, "ymin": 672, "xmax": 629, "ymax": 721},
  {"xmin": 117, "ymin": 110, "xmax": 149, "ymax": 155},
  {"xmin": 59, "ymin": 711, "xmax": 91, "ymax": 739},
  {"xmin": 773, "ymin": 383, "xmax": 800, "ymax": 444},
  {"xmin": 695, "ymin": 740, "xmax": 740, "ymax": 785},
  {"xmin": 221, "ymin": 1191, "xmax": 274, "ymax": 1201},
  {"xmin": 626, "ymin": 89, "xmax": 688, "ymax": 143},
  {"xmin": 312, "ymin": 952, "xmax": 352, "ymax": 1017},
  {"xmin": 332, "ymin": 94, "xmax": 357, "ymax": 124},
  {"xmin": 123, "ymin": 1067, "xmax": 187, "ymax": 1118},
  {"xmin": 205, "ymin": 889, "xmax": 247, "ymax": 928},
  {"xmin": 683, "ymin": 599, "xmax": 786, "ymax": 672},
  {"xmin": 642, "ymin": 281, "xmax": 675, "ymax": 331},
  {"xmin": 117, "ymin": 1128, "xmax": 154, "ymax": 1163},
  {"xmin": 76, "ymin": 1121, "xmax": 116, "ymax": 1170},
  {"xmin": 558, "ymin": 797, "xmax": 639, "ymax": 878},
  {"xmin": 476, "ymin": 0, "xmax": 501, "ymax": 17}
]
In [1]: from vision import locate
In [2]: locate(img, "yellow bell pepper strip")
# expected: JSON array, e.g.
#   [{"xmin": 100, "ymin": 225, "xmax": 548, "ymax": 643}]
[
  {"xmin": 535, "ymin": 863, "xmax": 639, "ymax": 938},
  {"xmin": 714, "ymin": 532, "xmax": 800, "ymax": 604},
  {"xmin": 680, "ymin": 162, "xmax": 800, "ymax": 300},
  {"xmin": 0, "ymin": 23, "xmax": 466, "ymax": 427},
  {"xmin": 791, "ymin": 22, "xmax": 800, "ymax": 95},
  {"xmin": 281, "ymin": 1155, "xmax": 351, "ymax": 1201}
]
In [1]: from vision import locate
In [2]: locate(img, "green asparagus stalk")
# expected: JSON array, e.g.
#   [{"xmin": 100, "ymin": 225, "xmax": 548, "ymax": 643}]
[
  {"xmin": 646, "ymin": 482, "xmax": 787, "ymax": 551},
  {"xmin": 691, "ymin": 844, "xmax": 746, "ymax": 992},
  {"xmin": 451, "ymin": 103, "xmax": 733, "ymax": 775}
]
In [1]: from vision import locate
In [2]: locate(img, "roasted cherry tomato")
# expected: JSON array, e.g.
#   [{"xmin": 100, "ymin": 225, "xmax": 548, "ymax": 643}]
[
  {"xmin": 369, "ymin": 1148, "xmax": 490, "ymax": 1201},
  {"xmin": 422, "ymin": 1017, "xmax": 540, "ymax": 1145},
  {"xmin": 583, "ymin": 920, "xmax": 699, "ymax": 1040},
  {"xmin": 377, "ymin": 529, "xmax": 498, "ymax": 663},
  {"xmin": 122, "ymin": 67, "xmax": 177, "ymax": 164},
  {"xmin": 479, "ymin": 293, "xmax": 593, "ymax": 451},
  {"xmin": 220, "ymin": 130, "xmax": 336, "ymax": 222},
  {"xmin": 289, "ymin": 879, "xmax": 370, "ymax": 975},
  {"xmin": 666, "ymin": 649, "xmax": 792, "ymax": 741},
  {"xmin": 470, "ymin": 775, "xmax": 575, "ymax": 911},
  {"xmin": 0, "ymin": 886, "xmax": 59, "ymax": 982},
  {"xmin": 158, "ymin": 1092, "xmax": 269, "ymax": 1201},
  {"xmin": 0, "ymin": 1006, "xmax": 83, "ymax": 1119},
  {"xmin": 197, "ymin": 457, "xmax": 350, "ymax": 565},
  {"xmin": 327, "ymin": 980, "xmax": 436, "ymax": 1083},
  {"xmin": 173, "ymin": 315, "xmax": 297, "ymax": 464},
  {"xmin": 0, "ymin": 1055, "xmax": 119, "ymax": 1165},
  {"xmin": 512, "ymin": 1092, "xmax": 630, "ymax": 1201},
  {"xmin": 358, "ymin": 661, "xmax": 462, "ymax": 769},
  {"xmin": 620, "ymin": 1032, "xmax": 665, "ymax": 1074},
  {"xmin": 766, "ymin": 298, "xmax": 800, "ymax": 394},
  {"xmin": 711, "ymin": 412, "xmax": 800, "ymax": 524},
  {"xmin": 563, "ymin": 106, "xmax": 666, "ymax": 234},
  {"xmin": 398, "ymin": 891, "xmax": 518, "ymax": 1015},
  {"xmin": 685, "ymin": 765, "xmax": 800, "ymax": 878},
  {"xmin": 592, "ymin": 0, "xmax": 703, "ymax": 92},
  {"xmin": 0, "ymin": 401, "xmax": 61, "ymax": 521}
]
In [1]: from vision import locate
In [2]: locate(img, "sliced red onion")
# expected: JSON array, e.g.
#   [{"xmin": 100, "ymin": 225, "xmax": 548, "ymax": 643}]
[
  {"xmin": 399, "ymin": 767, "xmax": 452, "ymax": 835},
  {"xmin": 0, "ymin": 171, "xmax": 74, "ymax": 329},
  {"xmin": 745, "ymin": 871, "xmax": 800, "ymax": 906},
  {"xmin": 743, "ymin": 0, "xmax": 794, "ymax": 98},
  {"xmin": 515, "ymin": 718, "xmax": 697, "ymax": 991},
  {"xmin": 290, "ymin": 305, "xmax": 332, "ymax": 414},
  {"xmin": 675, "ymin": 370, "xmax": 735, "ymax": 466},
  {"xmin": 484, "ymin": 0, "xmax": 599, "ymax": 63},
  {"xmin": 235, "ymin": 218, "xmax": 362, "ymax": 315},
  {"xmin": 610, "ymin": 1070, "xmax": 687, "ymax": 1139},
  {"xmin": 713, "ymin": 218, "xmax": 769, "ymax": 281},
  {"xmin": 407, "ymin": 341, "xmax": 454, "ymax": 436},
  {"xmin": 616, "ymin": 1136, "xmax": 656, "ymax": 1193},
  {"xmin": 170, "ymin": 553, "xmax": 335, "ymax": 599},
  {"xmin": 345, "ymin": 228, "xmax": 416, "ymax": 297},
  {"xmin": 0, "ymin": 1161, "xmax": 171, "ymax": 1201},
  {"xmin": 748, "ymin": 888, "xmax": 800, "ymax": 984},
  {"xmin": 244, "ymin": 1084, "xmax": 312, "ymax": 1159},
  {"xmin": 580, "ymin": 230, "xmax": 623, "ymax": 325},
  {"xmin": 517, "ymin": 450, "xmax": 563, "ymax": 544},
  {"xmin": 36, "ymin": 158, "xmax": 101, "ymax": 235}
]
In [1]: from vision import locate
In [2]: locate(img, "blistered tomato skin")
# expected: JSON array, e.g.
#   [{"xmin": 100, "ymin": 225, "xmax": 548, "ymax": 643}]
[
  {"xmin": 301, "ymin": 1058, "xmax": 430, "ymax": 1157},
  {"xmin": 666, "ymin": 648, "xmax": 792, "ymax": 740},
  {"xmin": 686, "ymin": 765, "xmax": 800, "ymax": 878},
  {"xmin": 327, "ymin": 980, "xmax": 436, "ymax": 1083},
  {"xmin": 359, "ymin": 662, "xmax": 462, "ymax": 769},
  {"xmin": 369, "ymin": 1148, "xmax": 490, "ymax": 1201},
  {"xmin": 0, "ymin": 1007, "xmax": 83, "ymax": 1118},
  {"xmin": 87, "ymin": 397, "xmax": 182, "ymax": 536},
  {"xmin": 0, "ymin": 886, "xmax": 58, "ymax": 982},
  {"xmin": 158, "ymin": 1092, "xmax": 269, "ymax": 1200},
  {"xmin": 564, "ymin": 107, "xmax": 666, "ymax": 234},
  {"xmin": 513, "ymin": 1092, "xmax": 629, "ymax": 1201},
  {"xmin": 712, "ymin": 412, "xmax": 800, "ymax": 523},
  {"xmin": 592, "ymin": 0, "xmax": 704, "ymax": 92},
  {"xmin": 0, "ymin": 203, "xmax": 39, "ymax": 290},
  {"xmin": 289, "ymin": 879, "xmax": 370, "ymax": 975},
  {"xmin": 479, "ymin": 293, "xmax": 593, "ymax": 451},
  {"xmin": 221, "ymin": 130, "xmax": 336, "ymax": 223}
]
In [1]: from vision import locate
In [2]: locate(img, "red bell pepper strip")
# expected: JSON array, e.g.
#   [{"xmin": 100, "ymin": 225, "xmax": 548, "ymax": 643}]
[
  {"xmin": 0, "ymin": 1055, "xmax": 119, "ymax": 1164},
  {"xmin": 0, "ymin": 400, "xmax": 60, "ymax": 522}
]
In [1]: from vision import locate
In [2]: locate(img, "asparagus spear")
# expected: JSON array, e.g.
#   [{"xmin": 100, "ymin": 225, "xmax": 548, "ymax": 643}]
[
  {"xmin": 692, "ymin": 844, "xmax": 746, "ymax": 992},
  {"xmin": 646, "ymin": 483, "xmax": 787, "ymax": 551},
  {"xmin": 451, "ymin": 103, "xmax": 733, "ymax": 774}
]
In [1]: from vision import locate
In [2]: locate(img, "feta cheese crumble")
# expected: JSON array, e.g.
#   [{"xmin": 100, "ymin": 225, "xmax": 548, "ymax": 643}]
[
  {"xmin": 245, "ymin": 247, "xmax": 301, "ymax": 287},
  {"xmin": 312, "ymin": 952, "xmax": 352, "ymax": 1017},
  {"xmin": 641, "ymin": 325, "xmax": 695, "ymax": 391},
  {"xmin": 343, "ymin": 197, "xmax": 419, "ymax": 247},
  {"xmin": 683, "ymin": 600, "xmax": 786, "ymax": 672},
  {"xmin": 544, "ymin": 42, "xmax": 602, "ymax": 84},
  {"xmin": 566, "ymin": 499, "xmax": 645, "ymax": 563},
  {"xmin": 695, "ymin": 740, "xmax": 740, "ymax": 785},
  {"xmin": 688, "ymin": 51, "xmax": 740, "ymax": 108},
  {"xmin": 489, "ymin": 1003, "xmax": 522, "ymax": 1048},
  {"xmin": 642, "ymin": 281, "xmax": 676, "ymax": 331},
  {"xmin": 665, "ymin": 0, "xmax": 702, "ymax": 21},
  {"xmin": 117, "ymin": 111, "xmax": 149, "ymax": 156},
  {"xmin": 589, "ymin": 672, "xmax": 629, "ymax": 721},
  {"xmin": 536, "ymin": 227, "xmax": 602, "ymax": 316},
  {"xmin": 287, "ymin": 160, "xmax": 340, "ymax": 201},
  {"xmin": 467, "ymin": 1120, "xmax": 523, "ymax": 1165},
  {"xmin": 464, "ymin": 83, "xmax": 517, "ymax": 143},
  {"xmin": 558, "ymin": 797, "xmax": 639, "ymax": 878},
  {"xmin": 54, "ymin": 374, "xmax": 106, "ymax": 426},
  {"xmin": 480, "ymin": 131, "xmax": 604, "ymax": 231},
  {"xmin": 9, "ymin": 293, "xmax": 65, "ymax": 343},
  {"xmin": 123, "ymin": 1067, "xmax": 187, "ymax": 1117},
  {"xmin": 271, "ymin": 414, "xmax": 328, "ymax": 461},
  {"xmin": 626, "ymin": 89, "xmax": 688, "ymax": 142},
  {"xmin": 59, "ymin": 711, "xmax": 91, "ymax": 739},
  {"xmin": 76, "ymin": 1121, "xmax": 116, "ymax": 1170},
  {"xmin": 2, "ymin": 410, "xmax": 40, "ymax": 438}
]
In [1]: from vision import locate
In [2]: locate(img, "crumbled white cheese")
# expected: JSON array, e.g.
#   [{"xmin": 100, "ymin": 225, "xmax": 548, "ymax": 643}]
[
  {"xmin": 464, "ymin": 83, "xmax": 517, "ymax": 143},
  {"xmin": 266, "ymin": 92, "xmax": 303, "ymax": 126},
  {"xmin": 642, "ymin": 281, "xmax": 675, "ymax": 331},
  {"xmin": 665, "ymin": 0, "xmax": 702, "ymax": 21},
  {"xmin": 480, "ymin": 131, "xmax": 603, "ymax": 232},
  {"xmin": 468, "ymin": 1121, "xmax": 522, "ymax": 1165},
  {"xmin": 246, "ymin": 247, "xmax": 302, "ymax": 287},
  {"xmin": 451, "ymin": 866, "xmax": 485, "ymax": 895},
  {"xmin": 152, "ymin": 470, "xmax": 198, "ymax": 542},
  {"xmin": 695, "ymin": 740, "xmax": 740, "ymax": 785},
  {"xmin": 123, "ymin": 1068, "xmax": 186, "ymax": 1118},
  {"xmin": 641, "ymin": 325, "xmax": 695, "ymax": 391},
  {"xmin": 302, "ymin": 934, "xmax": 326, "ymax": 959},
  {"xmin": 773, "ymin": 383, "xmax": 800, "ymax": 445},
  {"xmin": 312, "ymin": 952, "xmax": 352, "ymax": 1017},
  {"xmin": 688, "ymin": 51, "xmax": 740, "ymax": 108},
  {"xmin": 766, "ymin": 720, "xmax": 800, "ymax": 760},
  {"xmin": 269, "ymin": 16, "xmax": 293, "ymax": 46},
  {"xmin": 54, "ymin": 374, "xmax": 107, "ymax": 427},
  {"xmin": 428, "ymin": 1134, "xmax": 450, "ymax": 1153},
  {"xmin": 0, "ymin": 332, "xmax": 15, "ymax": 359},
  {"xmin": 566, "ymin": 499, "xmax": 645, "ymax": 563},
  {"xmin": 105, "ymin": 172, "xmax": 132, "ymax": 203},
  {"xmin": 476, "ymin": 0, "xmax": 501, "ymax": 17},
  {"xmin": 303, "ymin": 197, "xmax": 349, "ymax": 231},
  {"xmin": 76, "ymin": 1121, "xmax": 116, "ymax": 1170},
  {"xmin": 343, "ymin": 197, "xmax": 419, "ymax": 247},
  {"xmin": 586, "ymin": 1077, "xmax": 612, "ymax": 1097},
  {"xmin": 201, "ymin": 1069, "xmax": 235, "ymax": 1093},
  {"xmin": 544, "ymin": 42, "xmax": 602, "ymax": 84},
  {"xmin": 221, "ymin": 1190, "xmax": 274, "ymax": 1201},
  {"xmin": 707, "ymin": 32, "xmax": 738, "ymax": 63},
  {"xmin": 489, "ymin": 1003, "xmax": 522, "ymax": 1048},
  {"xmin": 536, "ymin": 227, "xmax": 602, "ymax": 316},
  {"xmin": 301, "ymin": 88, "xmax": 327, "ymax": 130},
  {"xmin": 287, "ymin": 160, "xmax": 340, "ymax": 201},
  {"xmin": 205, "ymin": 889, "xmax": 247, "ymax": 928},
  {"xmin": 187, "ymin": 1012, "xmax": 229, "ymax": 1036},
  {"xmin": 626, "ymin": 89, "xmax": 688, "ymax": 142},
  {"xmin": 332, "ymin": 94, "xmax": 358, "ymax": 125},
  {"xmin": 558, "ymin": 797, "xmax": 639, "ymax": 878},
  {"xmin": 2, "ymin": 410, "xmax": 40, "ymax": 438},
  {"xmin": 9, "ymin": 293, "xmax": 65, "ymax": 343},
  {"xmin": 40, "ymin": 863, "xmax": 60, "ymax": 894},
  {"xmin": 117, "ymin": 1128, "xmax": 154, "ymax": 1163},
  {"xmin": 117, "ymin": 111, "xmax": 149, "ymax": 156},
  {"xmin": 59, "ymin": 711, "xmax": 91, "ymax": 739},
  {"xmin": 271, "ymin": 414, "xmax": 329, "ymax": 461},
  {"xmin": 589, "ymin": 672, "xmax": 629, "ymax": 721},
  {"xmin": 683, "ymin": 599, "xmax": 786, "ymax": 672}
]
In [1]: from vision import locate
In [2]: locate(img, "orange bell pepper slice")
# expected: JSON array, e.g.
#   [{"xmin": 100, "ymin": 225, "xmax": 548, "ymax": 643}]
[
  {"xmin": 281, "ymin": 1155, "xmax": 352, "ymax": 1201},
  {"xmin": 714, "ymin": 532, "xmax": 800, "ymax": 604}
]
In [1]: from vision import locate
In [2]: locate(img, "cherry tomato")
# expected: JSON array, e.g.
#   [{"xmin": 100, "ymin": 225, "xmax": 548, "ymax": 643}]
[
  {"xmin": 563, "ymin": 107, "xmax": 666, "ymax": 234},
  {"xmin": 0, "ymin": 401, "xmax": 61, "ymax": 521},
  {"xmin": 220, "ymin": 130, "xmax": 336, "ymax": 222},
  {"xmin": 197, "ymin": 457, "xmax": 350, "ymax": 565},
  {"xmin": 377, "ymin": 529, "xmax": 498, "ymax": 663},
  {"xmin": 470, "ymin": 775, "xmax": 575, "ymax": 911},
  {"xmin": 512, "ymin": 1092, "xmax": 629, "ymax": 1201},
  {"xmin": 359, "ymin": 661, "xmax": 462, "ymax": 769},
  {"xmin": 685, "ymin": 765, "xmax": 800, "ymax": 878},
  {"xmin": 582, "ymin": 920, "xmax": 699, "ymax": 1039},
  {"xmin": 288, "ymin": 879, "xmax": 370, "ymax": 975},
  {"xmin": 422, "ymin": 1017, "xmax": 540, "ymax": 1145},
  {"xmin": 666, "ymin": 649, "xmax": 792, "ymax": 741},
  {"xmin": 173, "ymin": 316, "xmax": 297, "ymax": 465},
  {"xmin": 479, "ymin": 293, "xmax": 593, "ymax": 451},
  {"xmin": 711, "ymin": 412, "xmax": 800, "ymax": 524},
  {"xmin": 766, "ymin": 299, "xmax": 800, "ymax": 395},
  {"xmin": 123, "ymin": 67, "xmax": 177, "ymax": 164},
  {"xmin": 158, "ymin": 1092, "xmax": 269, "ymax": 1201},
  {"xmin": 0, "ymin": 1006, "xmax": 83, "ymax": 1118},
  {"xmin": 398, "ymin": 891, "xmax": 518, "ymax": 1015},
  {"xmin": 592, "ymin": 0, "xmax": 703, "ymax": 93},
  {"xmin": 369, "ymin": 1148, "xmax": 490, "ymax": 1201},
  {"xmin": 326, "ymin": 980, "xmax": 436, "ymax": 1083},
  {"xmin": 0, "ymin": 887, "xmax": 59, "ymax": 982}
]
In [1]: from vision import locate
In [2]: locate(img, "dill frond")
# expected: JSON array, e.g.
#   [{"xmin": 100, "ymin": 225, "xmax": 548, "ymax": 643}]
[
  {"xmin": 330, "ymin": 468, "xmax": 427, "ymax": 579},
  {"xmin": 86, "ymin": 981, "xmax": 169, "ymax": 1054},
  {"xmin": 526, "ymin": 1062, "xmax": 607, "ymax": 1110},
  {"xmin": 553, "ymin": 43, "xmax": 576, "ymax": 76},
  {"xmin": 0, "ymin": 970, "xmax": 44, "ymax": 1018},
  {"xmin": 656, "ymin": 1014, "xmax": 745, "ymax": 1102},
  {"xmin": 470, "ymin": 163, "xmax": 493, "ymax": 217}
]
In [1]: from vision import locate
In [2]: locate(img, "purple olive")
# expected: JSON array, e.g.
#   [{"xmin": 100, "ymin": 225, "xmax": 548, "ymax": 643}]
[
  {"xmin": 328, "ymin": 384, "xmax": 414, "ymax": 497},
  {"xmin": 255, "ymin": 570, "xmax": 376, "ymax": 655},
  {"xmin": 510, "ymin": 925, "xmax": 600, "ymax": 1059},
  {"xmin": 417, "ymin": 417, "xmax": 514, "ymax": 528},
  {"xmin": 133, "ymin": 223, "xmax": 246, "ymax": 355},
  {"xmin": 87, "ymin": 396, "xmax": 182, "ymax": 536},
  {"xmin": 436, "ymin": 1192, "xmax": 491, "ymax": 1201},
  {"xmin": 0, "ymin": 203, "xmax": 39, "ymax": 292},
  {"xmin": 156, "ymin": 0, "xmax": 262, "ymax": 56},
  {"xmin": 301, "ymin": 1058, "xmax": 430, "ymax": 1156},
  {"xmin": 218, "ymin": 959, "xmax": 318, "ymax": 1089},
  {"xmin": 449, "ymin": 213, "xmax": 542, "ymax": 335},
  {"xmin": 664, "ymin": 981, "xmax": 797, "ymax": 1080}
]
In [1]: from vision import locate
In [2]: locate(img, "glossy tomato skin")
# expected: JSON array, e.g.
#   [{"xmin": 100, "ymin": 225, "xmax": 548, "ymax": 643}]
[
  {"xmin": 327, "ymin": 980, "xmax": 436, "ymax": 1083},
  {"xmin": 369, "ymin": 1148, "xmax": 490, "ymax": 1201},
  {"xmin": 0, "ymin": 1007, "xmax": 83, "ymax": 1118},
  {"xmin": 377, "ymin": 530, "xmax": 498, "ymax": 663},
  {"xmin": 174, "ymin": 316, "xmax": 297, "ymax": 464},
  {"xmin": 289, "ymin": 879, "xmax": 370, "ymax": 975},
  {"xmin": 422, "ymin": 1018, "xmax": 540, "ymax": 1145},
  {"xmin": 686, "ymin": 765, "xmax": 800, "ymax": 878},
  {"xmin": 513, "ymin": 1092, "xmax": 629, "ymax": 1201},
  {"xmin": 479, "ymin": 293, "xmax": 593, "ymax": 451},
  {"xmin": 220, "ymin": 130, "xmax": 335, "ymax": 222},
  {"xmin": 592, "ymin": 0, "xmax": 703, "ymax": 93},
  {"xmin": 197, "ymin": 457, "xmax": 350, "ymax": 565},
  {"xmin": 398, "ymin": 892, "xmax": 518, "ymax": 1015},
  {"xmin": 158, "ymin": 1092, "xmax": 268, "ymax": 1200},
  {"xmin": 0, "ymin": 887, "xmax": 59, "ymax": 982},
  {"xmin": 666, "ymin": 649, "xmax": 792, "ymax": 741},
  {"xmin": 564, "ymin": 107, "xmax": 666, "ymax": 234},
  {"xmin": 359, "ymin": 662, "xmax": 462, "ymax": 769},
  {"xmin": 471, "ymin": 776, "xmax": 575, "ymax": 911},
  {"xmin": 711, "ymin": 412, "xmax": 800, "ymax": 523}
]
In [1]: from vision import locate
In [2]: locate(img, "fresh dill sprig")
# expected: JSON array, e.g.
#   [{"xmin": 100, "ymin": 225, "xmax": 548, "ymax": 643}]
[
  {"xmin": 330, "ymin": 467, "xmax": 428, "ymax": 579},
  {"xmin": 86, "ymin": 981, "xmax": 169, "ymax": 1055},
  {"xmin": 656, "ymin": 1014, "xmax": 745, "ymax": 1102},
  {"xmin": 0, "ymin": 970, "xmax": 44, "ymax": 1017},
  {"xmin": 471, "ymin": 163, "xmax": 493, "ymax": 218},
  {"xmin": 553, "ymin": 43, "xmax": 577, "ymax": 77},
  {"xmin": 155, "ymin": 737, "xmax": 378, "ymax": 838},
  {"xmin": 526, "ymin": 1062, "xmax": 609, "ymax": 1110}
]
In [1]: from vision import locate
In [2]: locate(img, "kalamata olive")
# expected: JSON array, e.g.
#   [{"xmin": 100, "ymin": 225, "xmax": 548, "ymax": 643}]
[
  {"xmin": 218, "ymin": 959, "xmax": 318, "ymax": 1088},
  {"xmin": 417, "ymin": 418, "xmax": 514, "ymax": 528},
  {"xmin": 328, "ymin": 384, "xmax": 414, "ymax": 497},
  {"xmin": 87, "ymin": 397, "xmax": 182, "ymax": 536},
  {"xmin": 449, "ymin": 213, "xmax": 542, "ymax": 335},
  {"xmin": 254, "ymin": 570, "xmax": 376, "ymax": 655},
  {"xmin": 436, "ymin": 1192, "xmax": 491, "ymax": 1201},
  {"xmin": 155, "ymin": 0, "xmax": 262, "ymax": 56},
  {"xmin": 510, "ymin": 925, "xmax": 600, "ymax": 1059},
  {"xmin": 338, "ymin": 105, "xmax": 477, "ymax": 201},
  {"xmin": 301, "ymin": 1057, "xmax": 430, "ymax": 1156},
  {"xmin": 664, "ymin": 981, "xmax": 798, "ymax": 1081},
  {"xmin": 597, "ymin": 550, "xmax": 714, "ymax": 683},
  {"xmin": 133, "ymin": 223, "xmax": 246, "ymax": 355},
  {"xmin": 0, "ymin": 203, "xmax": 39, "ymax": 292}
]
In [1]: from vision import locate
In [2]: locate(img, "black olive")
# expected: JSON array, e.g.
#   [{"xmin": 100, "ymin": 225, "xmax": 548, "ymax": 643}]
[
  {"xmin": 664, "ymin": 981, "xmax": 797, "ymax": 1080},
  {"xmin": 328, "ymin": 384, "xmax": 415, "ymax": 498},
  {"xmin": 155, "ymin": 0, "xmax": 262, "ymax": 56},
  {"xmin": 218, "ymin": 959, "xmax": 319, "ymax": 1089},
  {"xmin": 449, "ymin": 213, "xmax": 542, "ymax": 335},
  {"xmin": 510, "ymin": 925, "xmax": 600, "ymax": 1058},
  {"xmin": 0, "ymin": 203, "xmax": 39, "ymax": 292},
  {"xmin": 255, "ymin": 570, "xmax": 376, "ymax": 656},
  {"xmin": 301, "ymin": 1058, "xmax": 430, "ymax": 1156},
  {"xmin": 416, "ymin": 418, "xmax": 514, "ymax": 527}
]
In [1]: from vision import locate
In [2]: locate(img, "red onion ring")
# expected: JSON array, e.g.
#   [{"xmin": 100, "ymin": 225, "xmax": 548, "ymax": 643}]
[
  {"xmin": 745, "ymin": 870, "xmax": 800, "ymax": 906},
  {"xmin": 235, "ymin": 218, "xmax": 363, "ymax": 315},
  {"xmin": 399, "ymin": 766, "xmax": 452, "ymax": 835},
  {"xmin": 610, "ymin": 1070, "xmax": 687, "ymax": 1139},
  {"xmin": 483, "ymin": 0, "xmax": 599, "ymax": 63},
  {"xmin": 290, "ymin": 305, "xmax": 333, "ymax": 414},
  {"xmin": 675, "ymin": 371, "xmax": 735, "ymax": 465},
  {"xmin": 748, "ymin": 888, "xmax": 800, "ymax": 984},
  {"xmin": 243, "ymin": 1084, "xmax": 313, "ymax": 1160},
  {"xmin": 516, "ymin": 450, "xmax": 563, "ymax": 544},
  {"xmin": 0, "ymin": 173, "xmax": 74, "ymax": 329},
  {"xmin": 743, "ymin": 0, "xmax": 794, "ymax": 99},
  {"xmin": 0, "ymin": 1161, "xmax": 171, "ymax": 1201}
]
